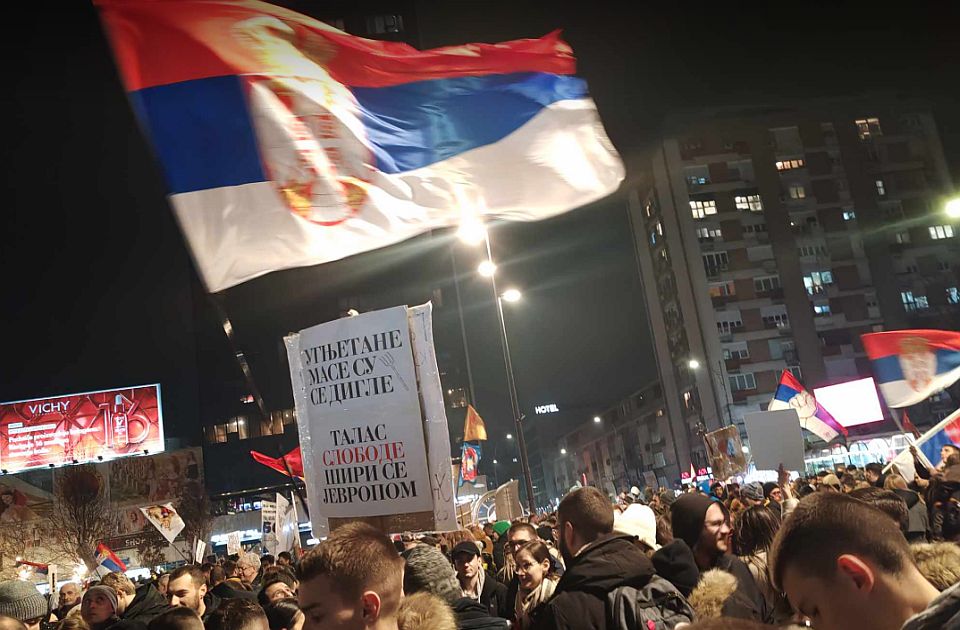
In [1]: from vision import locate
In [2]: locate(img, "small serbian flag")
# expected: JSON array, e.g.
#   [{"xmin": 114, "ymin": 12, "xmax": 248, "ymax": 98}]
[
  {"xmin": 914, "ymin": 408, "xmax": 960, "ymax": 467},
  {"xmin": 94, "ymin": 0, "xmax": 623, "ymax": 292},
  {"xmin": 95, "ymin": 543, "xmax": 127, "ymax": 573},
  {"xmin": 15, "ymin": 560, "xmax": 48, "ymax": 575},
  {"xmin": 768, "ymin": 370, "xmax": 847, "ymax": 443},
  {"xmin": 862, "ymin": 329, "xmax": 960, "ymax": 408}
]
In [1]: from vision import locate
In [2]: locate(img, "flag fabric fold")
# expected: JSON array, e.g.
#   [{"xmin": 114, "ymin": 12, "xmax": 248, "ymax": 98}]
[
  {"xmin": 768, "ymin": 370, "xmax": 847, "ymax": 443},
  {"xmin": 862, "ymin": 329, "xmax": 960, "ymax": 408},
  {"xmin": 459, "ymin": 442, "xmax": 481, "ymax": 487},
  {"xmin": 95, "ymin": 542, "xmax": 127, "ymax": 573},
  {"xmin": 463, "ymin": 405, "xmax": 488, "ymax": 442},
  {"xmin": 251, "ymin": 447, "xmax": 304, "ymax": 479},
  {"xmin": 912, "ymin": 407, "xmax": 960, "ymax": 468},
  {"xmin": 95, "ymin": 0, "xmax": 624, "ymax": 292}
]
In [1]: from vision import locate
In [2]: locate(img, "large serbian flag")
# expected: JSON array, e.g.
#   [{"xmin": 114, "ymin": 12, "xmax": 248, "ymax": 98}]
[
  {"xmin": 862, "ymin": 330, "xmax": 960, "ymax": 408},
  {"xmin": 94, "ymin": 0, "xmax": 624, "ymax": 292},
  {"xmin": 768, "ymin": 370, "xmax": 847, "ymax": 443}
]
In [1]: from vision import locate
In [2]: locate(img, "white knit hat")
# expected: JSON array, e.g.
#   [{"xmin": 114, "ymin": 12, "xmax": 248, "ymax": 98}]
[{"xmin": 614, "ymin": 503, "xmax": 659, "ymax": 550}]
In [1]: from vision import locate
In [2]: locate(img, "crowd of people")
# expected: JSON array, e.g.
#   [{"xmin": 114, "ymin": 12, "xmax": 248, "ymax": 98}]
[{"xmin": 1, "ymin": 444, "xmax": 960, "ymax": 629}]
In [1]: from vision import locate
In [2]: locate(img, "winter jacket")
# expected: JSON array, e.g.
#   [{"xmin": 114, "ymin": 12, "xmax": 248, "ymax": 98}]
[
  {"xmin": 201, "ymin": 591, "xmax": 222, "ymax": 624},
  {"xmin": 477, "ymin": 573, "xmax": 510, "ymax": 620},
  {"xmin": 452, "ymin": 597, "xmax": 509, "ymax": 630},
  {"xmin": 210, "ymin": 578, "xmax": 258, "ymax": 601},
  {"xmin": 894, "ymin": 488, "xmax": 930, "ymax": 541},
  {"xmin": 111, "ymin": 584, "xmax": 172, "ymax": 629},
  {"xmin": 902, "ymin": 581, "xmax": 960, "ymax": 630},
  {"xmin": 652, "ymin": 539, "xmax": 769, "ymax": 623},
  {"xmin": 530, "ymin": 533, "xmax": 656, "ymax": 630}
]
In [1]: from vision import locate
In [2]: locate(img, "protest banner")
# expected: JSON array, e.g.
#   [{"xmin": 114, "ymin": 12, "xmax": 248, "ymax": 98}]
[
  {"xmin": 494, "ymin": 480, "xmax": 523, "ymax": 522},
  {"xmin": 193, "ymin": 539, "xmax": 206, "ymax": 563},
  {"xmin": 260, "ymin": 499, "xmax": 277, "ymax": 556},
  {"xmin": 703, "ymin": 425, "xmax": 748, "ymax": 480},
  {"xmin": 286, "ymin": 305, "xmax": 451, "ymax": 535},
  {"xmin": 140, "ymin": 503, "xmax": 186, "ymax": 544},
  {"xmin": 226, "ymin": 531, "xmax": 241, "ymax": 556},
  {"xmin": 743, "ymin": 409, "xmax": 806, "ymax": 472}
]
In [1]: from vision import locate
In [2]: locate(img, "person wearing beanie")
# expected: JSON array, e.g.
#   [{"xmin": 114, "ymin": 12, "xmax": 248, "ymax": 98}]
[
  {"xmin": 667, "ymin": 493, "xmax": 769, "ymax": 622},
  {"xmin": 613, "ymin": 503, "xmax": 659, "ymax": 551},
  {"xmin": 81, "ymin": 585, "xmax": 121, "ymax": 630},
  {"xmin": 402, "ymin": 545, "xmax": 508, "ymax": 629},
  {"xmin": 0, "ymin": 580, "xmax": 48, "ymax": 630},
  {"xmin": 739, "ymin": 482, "xmax": 765, "ymax": 507},
  {"xmin": 761, "ymin": 482, "xmax": 782, "ymax": 513}
]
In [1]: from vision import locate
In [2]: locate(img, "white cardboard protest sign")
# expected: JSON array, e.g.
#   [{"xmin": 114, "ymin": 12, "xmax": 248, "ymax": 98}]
[
  {"xmin": 260, "ymin": 500, "xmax": 277, "ymax": 555},
  {"xmin": 743, "ymin": 409, "xmax": 806, "ymax": 472},
  {"xmin": 286, "ymin": 306, "xmax": 433, "ymax": 533},
  {"xmin": 226, "ymin": 531, "xmax": 241, "ymax": 556}
]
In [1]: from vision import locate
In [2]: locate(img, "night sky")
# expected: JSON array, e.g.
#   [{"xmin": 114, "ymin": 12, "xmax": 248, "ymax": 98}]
[{"xmin": 2, "ymin": 2, "xmax": 958, "ymax": 479}]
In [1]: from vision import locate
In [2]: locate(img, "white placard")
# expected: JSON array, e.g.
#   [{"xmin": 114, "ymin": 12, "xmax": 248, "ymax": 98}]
[
  {"xmin": 407, "ymin": 304, "xmax": 457, "ymax": 532},
  {"xmin": 139, "ymin": 503, "xmax": 186, "ymax": 544},
  {"xmin": 226, "ymin": 531, "xmax": 242, "ymax": 556},
  {"xmin": 260, "ymin": 500, "xmax": 277, "ymax": 555},
  {"xmin": 742, "ymin": 409, "xmax": 807, "ymax": 472},
  {"xmin": 286, "ymin": 306, "xmax": 433, "ymax": 525}
]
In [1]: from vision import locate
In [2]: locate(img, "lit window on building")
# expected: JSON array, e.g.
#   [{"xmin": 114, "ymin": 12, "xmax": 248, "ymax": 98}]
[
  {"xmin": 901, "ymin": 291, "xmax": 928, "ymax": 312},
  {"xmin": 813, "ymin": 303, "xmax": 832, "ymax": 316},
  {"xmin": 697, "ymin": 226, "xmax": 722, "ymax": 241},
  {"xmin": 690, "ymin": 199, "xmax": 718, "ymax": 219},
  {"xmin": 729, "ymin": 373, "xmax": 757, "ymax": 392},
  {"xmin": 947, "ymin": 287, "xmax": 960, "ymax": 305},
  {"xmin": 735, "ymin": 194, "xmax": 763, "ymax": 211},
  {"xmin": 775, "ymin": 159, "xmax": 805, "ymax": 171},
  {"xmin": 683, "ymin": 391, "xmax": 693, "ymax": 408},
  {"xmin": 875, "ymin": 179, "xmax": 886, "ymax": 196},
  {"xmin": 930, "ymin": 225, "xmax": 955, "ymax": 240},
  {"xmin": 855, "ymin": 117, "xmax": 883, "ymax": 140},
  {"xmin": 803, "ymin": 270, "xmax": 834, "ymax": 295},
  {"xmin": 895, "ymin": 232, "xmax": 911, "ymax": 244},
  {"xmin": 789, "ymin": 185, "xmax": 806, "ymax": 200},
  {"xmin": 842, "ymin": 211, "xmax": 857, "ymax": 221},
  {"xmin": 754, "ymin": 275, "xmax": 781, "ymax": 293},
  {"xmin": 709, "ymin": 281, "xmax": 736, "ymax": 297}
]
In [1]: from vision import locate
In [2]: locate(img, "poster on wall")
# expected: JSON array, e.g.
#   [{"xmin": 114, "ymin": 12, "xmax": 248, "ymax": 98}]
[
  {"xmin": 286, "ymin": 305, "xmax": 452, "ymax": 535},
  {"xmin": 0, "ymin": 385, "xmax": 164, "ymax": 474}
]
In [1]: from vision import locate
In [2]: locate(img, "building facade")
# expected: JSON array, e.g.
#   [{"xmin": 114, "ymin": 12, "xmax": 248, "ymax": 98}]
[
  {"xmin": 553, "ymin": 380, "xmax": 676, "ymax": 494},
  {"xmin": 630, "ymin": 97, "xmax": 958, "ymax": 475}
]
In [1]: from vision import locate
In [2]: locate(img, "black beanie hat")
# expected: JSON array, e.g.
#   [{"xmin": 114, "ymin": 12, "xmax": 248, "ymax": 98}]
[
  {"xmin": 762, "ymin": 482, "xmax": 779, "ymax": 499},
  {"xmin": 670, "ymin": 493, "xmax": 715, "ymax": 549}
]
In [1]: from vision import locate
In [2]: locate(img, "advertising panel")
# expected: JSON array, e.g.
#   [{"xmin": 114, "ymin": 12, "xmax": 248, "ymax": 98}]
[{"xmin": 0, "ymin": 385, "xmax": 164, "ymax": 474}]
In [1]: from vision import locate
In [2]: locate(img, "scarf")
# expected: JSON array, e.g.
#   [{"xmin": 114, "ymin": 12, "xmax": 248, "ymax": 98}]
[
  {"xmin": 461, "ymin": 568, "xmax": 485, "ymax": 601},
  {"xmin": 514, "ymin": 577, "xmax": 557, "ymax": 629}
]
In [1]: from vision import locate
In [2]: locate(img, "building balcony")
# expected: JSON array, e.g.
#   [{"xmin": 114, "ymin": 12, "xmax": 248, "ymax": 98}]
[
  {"xmin": 725, "ymin": 356, "xmax": 743, "ymax": 370},
  {"xmin": 732, "ymin": 389, "xmax": 757, "ymax": 402},
  {"xmin": 756, "ymin": 287, "xmax": 784, "ymax": 299}
]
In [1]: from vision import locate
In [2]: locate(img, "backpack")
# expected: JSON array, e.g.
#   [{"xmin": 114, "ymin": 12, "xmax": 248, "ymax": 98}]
[{"xmin": 606, "ymin": 576, "xmax": 696, "ymax": 630}]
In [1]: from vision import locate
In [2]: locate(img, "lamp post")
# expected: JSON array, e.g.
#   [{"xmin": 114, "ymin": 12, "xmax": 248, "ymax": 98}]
[{"xmin": 461, "ymin": 223, "xmax": 537, "ymax": 514}]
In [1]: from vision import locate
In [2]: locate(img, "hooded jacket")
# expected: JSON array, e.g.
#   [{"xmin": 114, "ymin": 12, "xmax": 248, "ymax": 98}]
[
  {"xmin": 452, "ymin": 598, "xmax": 509, "ymax": 630},
  {"xmin": 111, "ymin": 584, "xmax": 172, "ymax": 629},
  {"xmin": 901, "ymin": 581, "xmax": 960, "ymax": 630},
  {"xmin": 201, "ymin": 591, "xmax": 222, "ymax": 624},
  {"xmin": 530, "ymin": 533, "xmax": 655, "ymax": 630},
  {"xmin": 893, "ymin": 488, "xmax": 930, "ymax": 541}
]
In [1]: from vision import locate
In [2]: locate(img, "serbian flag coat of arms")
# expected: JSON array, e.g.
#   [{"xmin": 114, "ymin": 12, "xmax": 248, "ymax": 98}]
[
  {"xmin": 95, "ymin": 542, "xmax": 127, "ymax": 573},
  {"xmin": 768, "ymin": 370, "xmax": 847, "ymax": 443},
  {"xmin": 94, "ymin": 0, "xmax": 624, "ymax": 292},
  {"xmin": 862, "ymin": 330, "xmax": 960, "ymax": 408}
]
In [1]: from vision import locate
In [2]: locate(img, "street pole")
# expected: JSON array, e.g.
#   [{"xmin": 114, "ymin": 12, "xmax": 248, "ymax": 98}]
[{"xmin": 485, "ymin": 236, "xmax": 538, "ymax": 515}]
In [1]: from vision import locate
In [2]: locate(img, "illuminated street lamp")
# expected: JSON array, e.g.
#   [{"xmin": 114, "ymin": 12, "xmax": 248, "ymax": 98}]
[
  {"xmin": 501, "ymin": 288, "xmax": 522, "ymax": 303},
  {"xmin": 560, "ymin": 448, "xmax": 567, "ymax": 455},
  {"xmin": 457, "ymin": 217, "xmax": 487, "ymax": 245},
  {"xmin": 506, "ymin": 433, "xmax": 513, "ymax": 440},
  {"xmin": 593, "ymin": 416, "xmax": 601, "ymax": 424},
  {"xmin": 478, "ymin": 260, "xmax": 497, "ymax": 277},
  {"xmin": 688, "ymin": 359, "xmax": 701, "ymax": 370},
  {"xmin": 946, "ymin": 197, "xmax": 960, "ymax": 219}
]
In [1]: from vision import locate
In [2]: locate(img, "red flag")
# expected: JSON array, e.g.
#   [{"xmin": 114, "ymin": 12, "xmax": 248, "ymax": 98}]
[
  {"xmin": 463, "ymin": 405, "xmax": 488, "ymax": 442},
  {"xmin": 902, "ymin": 410, "xmax": 922, "ymax": 439},
  {"xmin": 251, "ymin": 447, "xmax": 304, "ymax": 479}
]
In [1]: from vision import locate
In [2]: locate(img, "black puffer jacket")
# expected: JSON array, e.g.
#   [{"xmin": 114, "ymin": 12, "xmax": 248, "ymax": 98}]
[
  {"xmin": 111, "ymin": 584, "xmax": 172, "ymax": 629},
  {"xmin": 453, "ymin": 598, "xmax": 509, "ymax": 630},
  {"xmin": 530, "ymin": 533, "xmax": 655, "ymax": 630}
]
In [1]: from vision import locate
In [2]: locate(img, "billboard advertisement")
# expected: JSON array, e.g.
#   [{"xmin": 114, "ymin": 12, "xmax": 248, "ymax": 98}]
[
  {"xmin": 0, "ymin": 385, "xmax": 164, "ymax": 474},
  {"xmin": 814, "ymin": 377, "xmax": 885, "ymax": 428}
]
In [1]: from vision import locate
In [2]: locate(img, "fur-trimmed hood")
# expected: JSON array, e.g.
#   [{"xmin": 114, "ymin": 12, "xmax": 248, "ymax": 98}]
[
  {"xmin": 398, "ymin": 592, "xmax": 458, "ymax": 630},
  {"xmin": 688, "ymin": 569, "xmax": 738, "ymax": 620},
  {"xmin": 912, "ymin": 542, "xmax": 960, "ymax": 592}
]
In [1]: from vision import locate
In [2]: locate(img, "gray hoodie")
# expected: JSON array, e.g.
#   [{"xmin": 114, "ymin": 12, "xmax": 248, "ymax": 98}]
[{"xmin": 902, "ymin": 582, "xmax": 960, "ymax": 630}]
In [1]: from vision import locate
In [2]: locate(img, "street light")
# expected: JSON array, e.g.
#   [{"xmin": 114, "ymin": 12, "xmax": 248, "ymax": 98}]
[
  {"xmin": 493, "ymin": 459, "xmax": 498, "ymax": 464},
  {"xmin": 457, "ymin": 217, "xmax": 487, "ymax": 245},
  {"xmin": 506, "ymin": 433, "xmax": 513, "ymax": 440},
  {"xmin": 946, "ymin": 197, "xmax": 960, "ymax": 219},
  {"xmin": 560, "ymin": 448, "xmax": 567, "ymax": 455},
  {"xmin": 501, "ymin": 288, "xmax": 522, "ymax": 303},
  {"xmin": 687, "ymin": 359, "xmax": 701, "ymax": 370},
  {"xmin": 478, "ymin": 260, "xmax": 497, "ymax": 277},
  {"xmin": 593, "ymin": 416, "xmax": 601, "ymax": 424}
]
